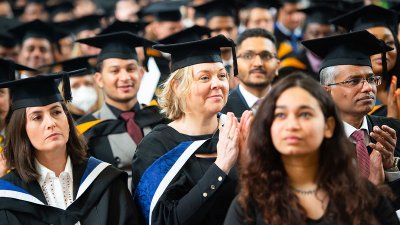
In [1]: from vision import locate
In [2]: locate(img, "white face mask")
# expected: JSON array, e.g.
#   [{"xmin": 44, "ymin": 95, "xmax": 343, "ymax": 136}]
[{"xmin": 70, "ymin": 86, "xmax": 98, "ymax": 113}]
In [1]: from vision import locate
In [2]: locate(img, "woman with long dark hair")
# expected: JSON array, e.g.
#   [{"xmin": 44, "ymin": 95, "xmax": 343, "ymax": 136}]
[
  {"xmin": 0, "ymin": 73, "xmax": 138, "ymax": 225},
  {"xmin": 224, "ymin": 74, "xmax": 399, "ymax": 225}
]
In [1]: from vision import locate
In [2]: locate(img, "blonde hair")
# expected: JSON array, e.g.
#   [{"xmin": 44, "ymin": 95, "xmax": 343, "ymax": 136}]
[{"xmin": 158, "ymin": 66, "xmax": 194, "ymax": 120}]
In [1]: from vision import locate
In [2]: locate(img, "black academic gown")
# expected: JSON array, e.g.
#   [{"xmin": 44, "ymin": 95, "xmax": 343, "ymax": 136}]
[
  {"xmin": 221, "ymin": 87, "xmax": 250, "ymax": 117},
  {"xmin": 77, "ymin": 103, "xmax": 166, "ymax": 170},
  {"xmin": 367, "ymin": 115, "xmax": 400, "ymax": 208},
  {"xmin": 224, "ymin": 195, "xmax": 400, "ymax": 225},
  {"xmin": 0, "ymin": 157, "xmax": 139, "ymax": 225},
  {"xmin": 132, "ymin": 124, "xmax": 238, "ymax": 225}
]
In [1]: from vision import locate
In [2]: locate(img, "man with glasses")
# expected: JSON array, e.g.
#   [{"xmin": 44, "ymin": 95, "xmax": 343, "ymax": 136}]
[
  {"xmin": 222, "ymin": 28, "xmax": 280, "ymax": 116},
  {"xmin": 303, "ymin": 31, "xmax": 400, "ymax": 203}
]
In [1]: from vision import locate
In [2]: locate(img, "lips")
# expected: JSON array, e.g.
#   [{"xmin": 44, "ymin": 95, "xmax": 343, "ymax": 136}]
[
  {"xmin": 249, "ymin": 68, "xmax": 267, "ymax": 75},
  {"xmin": 284, "ymin": 136, "xmax": 301, "ymax": 144},
  {"xmin": 208, "ymin": 94, "xmax": 223, "ymax": 99},
  {"xmin": 46, "ymin": 133, "xmax": 61, "ymax": 139}
]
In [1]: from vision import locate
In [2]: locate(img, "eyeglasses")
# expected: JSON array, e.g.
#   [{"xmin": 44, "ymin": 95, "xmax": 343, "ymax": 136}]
[
  {"xmin": 237, "ymin": 51, "xmax": 277, "ymax": 62},
  {"xmin": 326, "ymin": 76, "xmax": 382, "ymax": 87}
]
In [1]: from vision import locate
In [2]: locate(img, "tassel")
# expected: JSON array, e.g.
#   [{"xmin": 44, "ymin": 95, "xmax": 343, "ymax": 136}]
[
  {"xmin": 61, "ymin": 71, "xmax": 72, "ymax": 102},
  {"xmin": 230, "ymin": 39, "xmax": 238, "ymax": 76}
]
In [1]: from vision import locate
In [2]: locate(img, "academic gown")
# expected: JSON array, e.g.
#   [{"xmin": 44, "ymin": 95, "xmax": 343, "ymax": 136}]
[
  {"xmin": 224, "ymin": 195, "xmax": 400, "ymax": 225},
  {"xmin": 77, "ymin": 103, "xmax": 166, "ymax": 176},
  {"xmin": 367, "ymin": 115, "xmax": 400, "ymax": 208},
  {"xmin": 221, "ymin": 87, "xmax": 250, "ymax": 117},
  {"xmin": 132, "ymin": 124, "xmax": 238, "ymax": 225},
  {"xmin": 0, "ymin": 157, "xmax": 139, "ymax": 225}
]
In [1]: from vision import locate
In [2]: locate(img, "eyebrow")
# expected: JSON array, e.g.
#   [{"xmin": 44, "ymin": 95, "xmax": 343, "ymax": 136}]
[
  {"xmin": 196, "ymin": 68, "xmax": 226, "ymax": 74},
  {"xmin": 27, "ymin": 105, "xmax": 62, "ymax": 115},
  {"xmin": 346, "ymin": 73, "xmax": 375, "ymax": 79},
  {"xmin": 275, "ymin": 105, "xmax": 316, "ymax": 111}
]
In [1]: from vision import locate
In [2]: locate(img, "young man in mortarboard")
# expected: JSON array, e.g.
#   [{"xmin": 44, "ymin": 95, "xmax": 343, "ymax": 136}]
[
  {"xmin": 279, "ymin": 4, "xmax": 339, "ymax": 80},
  {"xmin": 303, "ymin": 30, "xmax": 400, "ymax": 209},
  {"xmin": 75, "ymin": 32, "xmax": 165, "ymax": 190},
  {"xmin": 239, "ymin": 0, "xmax": 277, "ymax": 33},
  {"xmin": 9, "ymin": 19, "xmax": 67, "ymax": 78},
  {"xmin": 194, "ymin": 0, "xmax": 239, "ymax": 89},
  {"xmin": 274, "ymin": 0, "xmax": 304, "ymax": 58}
]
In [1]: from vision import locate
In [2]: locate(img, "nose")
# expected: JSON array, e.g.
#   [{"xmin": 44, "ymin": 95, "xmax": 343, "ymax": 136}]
[
  {"xmin": 360, "ymin": 78, "xmax": 374, "ymax": 92},
  {"xmin": 252, "ymin": 54, "xmax": 263, "ymax": 66},
  {"xmin": 44, "ymin": 114, "xmax": 56, "ymax": 129},
  {"xmin": 119, "ymin": 69, "xmax": 131, "ymax": 81},
  {"xmin": 211, "ymin": 76, "xmax": 223, "ymax": 89},
  {"xmin": 285, "ymin": 114, "xmax": 300, "ymax": 130}
]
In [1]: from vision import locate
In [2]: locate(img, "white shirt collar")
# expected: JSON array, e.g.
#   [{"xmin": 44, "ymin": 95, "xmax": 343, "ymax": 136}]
[
  {"xmin": 35, "ymin": 156, "xmax": 73, "ymax": 186},
  {"xmin": 238, "ymin": 84, "xmax": 259, "ymax": 108},
  {"xmin": 343, "ymin": 116, "xmax": 370, "ymax": 145}
]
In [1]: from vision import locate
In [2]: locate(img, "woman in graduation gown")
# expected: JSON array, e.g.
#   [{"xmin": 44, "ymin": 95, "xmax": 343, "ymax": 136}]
[
  {"xmin": 224, "ymin": 74, "xmax": 399, "ymax": 225},
  {"xmin": 0, "ymin": 72, "xmax": 139, "ymax": 225},
  {"xmin": 132, "ymin": 35, "xmax": 252, "ymax": 225}
]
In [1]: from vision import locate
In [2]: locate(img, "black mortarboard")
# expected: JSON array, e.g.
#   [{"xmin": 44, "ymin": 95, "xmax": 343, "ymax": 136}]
[
  {"xmin": 0, "ymin": 17, "xmax": 21, "ymax": 32},
  {"xmin": 300, "ymin": 4, "xmax": 342, "ymax": 25},
  {"xmin": 141, "ymin": 1, "xmax": 183, "ymax": 22},
  {"xmin": 301, "ymin": 30, "xmax": 393, "ymax": 72},
  {"xmin": 53, "ymin": 55, "xmax": 97, "ymax": 74},
  {"xmin": 240, "ymin": 0, "xmax": 282, "ymax": 9},
  {"xmin": 330, "ymin": 5, "xmax": 399, "ymax": 34},
  {"xmin": 56, "ymin": 14, "xmax": 103, "ymax": 35},
  {"xmin": 159, "ymin": 25, "xmax": 211, "ymax": 44},
  {"xmin": 9, "ymin": 19, "xmax": 68, "ymax": 44},
  {"xmin": 0, "ymin": 68, "xmax": 87, "ymax": 111},
  {"xmin": 76, "ymin": 31, "xmax": 156, "ymax": 63},
  {"xmin": 98, "ymin": 20, "xmax": 148, "ymax": 35},
  {"xmin": 194, "ymin": 0, "xmax": 237, "ymax": 21},
  {"xmin": 0, "ymin": 31, "xmax": 17, "ymax": 48},
  {"xmin": 153, "ymin": 34, "xmax": 238, "ymax": 75},
  {"xmin": 47, "ymin": 1, "xmax": 74, "ymax": 20},
  {"xmin": 0, "ymin": 58, "xmax": 36, "ymax": 83}
]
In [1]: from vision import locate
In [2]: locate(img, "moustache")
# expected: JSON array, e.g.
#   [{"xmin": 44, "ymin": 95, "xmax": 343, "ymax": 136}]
[{"xmin": 249, "ymin": 68, "xmax": 267, "ymax": 75}]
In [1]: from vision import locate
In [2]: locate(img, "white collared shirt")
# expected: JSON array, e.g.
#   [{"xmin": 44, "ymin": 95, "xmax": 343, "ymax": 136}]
[
  {"xmin": 343, "ymin": 117, "xmax": 400, "ymax": 181},
  {"xmin": 35, "ymin": 156, "xmax": 74, "ymax": 209},
  {"xmin": 238, "ymin": 84, "xmax": 259, "ymax": 110}
]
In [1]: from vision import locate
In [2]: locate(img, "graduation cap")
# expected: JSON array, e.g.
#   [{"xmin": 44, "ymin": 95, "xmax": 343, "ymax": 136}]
[
  {"xmin": 153, "ymin": 34, "xmax": 238, "ymax": 75},
  {"xmin": 330, "ymin": 4, "xmax": 399, "ymax": 34},
  {"xmin": 158, "ymin": 25, "xmax": 211, "ymax": 44},
  {"xmin": 301, "ymin": 30, "xmax": 393, "ymax": 73},
  {"xmin": 56, "ymin": 14, "xmax": 103, "ymax": 35},
  {"xmin": 46, "ymin": 1, "xmax": 74, "ymax": 20},
  {"xmin": 0, "ymin": 58, "xmax": 36, "ymax": 83},
  {"xmin": 98, "ymin": 20, "xmax": 148, "ymax": 35},
  {"xmin": 8, "ymin": 19, "xmax": 68, "ymax": 44},
  {"xmin": 50, "ymin": 55, "xmax": 97, "ymax": 74},
  {"xmin": 141, "ymin": 1, "xmax": 183, "ymax": 22},
  {"xmin": 194, "ymin": 0, "xmax": 237, "ymax": 21},
  {"xmin": 0, "ymin": 17, "xmax": 21, "ymax": 32},
  {"xmin": 76, "ymin": 31, "xmax": 156, "ymax": 65},
  {"xmin": 300, "ymin": 4, "xmax": 342, "ymax": 25},
  {"xmin": 0, "ymin": 31, "xmax": 17, "ymax": 48},
  {"xmin": 239, "ymin": 0, "xmax": 282, "ymax": 9},
  {"xmin": 0, "ymin": 68, "xmax": 87, "ymax": 111}
]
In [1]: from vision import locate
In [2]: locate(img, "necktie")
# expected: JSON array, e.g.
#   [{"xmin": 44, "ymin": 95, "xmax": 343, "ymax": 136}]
[
  {"xmin": 290, "ymin": 34, "xmax": 299, "ymax": 53},
  {"xmin": 351, "ymin": 130, "xmax": 370, "ymax": 178},
  {"xmin": 251, "ymin": 99, "xmax": 261, "ymax": 114},
  {"xmin": 120, "ymin": 111, "xmax": 143, "ymax": 144}
]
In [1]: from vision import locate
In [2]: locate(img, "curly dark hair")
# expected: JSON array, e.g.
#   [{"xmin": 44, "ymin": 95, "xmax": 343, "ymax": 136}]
[{"xmin": 238, "ymin": 74, "xmax": 381, "ymax": 225}]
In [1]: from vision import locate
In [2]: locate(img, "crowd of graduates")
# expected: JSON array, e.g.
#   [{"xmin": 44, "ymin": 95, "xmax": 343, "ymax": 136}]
[{"xmin": 0, "ymin": 0, "xmax": 400, "ymax": 224}]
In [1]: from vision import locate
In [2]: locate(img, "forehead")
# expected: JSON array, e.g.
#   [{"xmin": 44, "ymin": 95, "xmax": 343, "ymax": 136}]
[
  {"xmin": 208, "ymin": 16, "xmax": 235, "ymax": 28},
  {"xmin": 22, "ymin": 38, "xmax": 51, "ymax": 48},
  {"xmin": 26, "ymin": 102, "xmax": 62, "ymax": 113},
  {"xmin": 249, "ymin": 8, "xmax": 272, "ymax": 19},
  {"xmin": 276, "ymin": 87, "xmax": 320, "ymax": 109},
  {"xmin": 192, "ymin": 62, "xmax": 225, "ymax": 74},
  {"xmin": 102, "ymin": 58, "xmax": 139, "ymax": 67},
  {"xmin": 238, "ymin": 36, "xmax": 276, "ymax": 53},
  {"xmin": 335, "ymin": 65, "xmax": 373, "ymax": 80}
]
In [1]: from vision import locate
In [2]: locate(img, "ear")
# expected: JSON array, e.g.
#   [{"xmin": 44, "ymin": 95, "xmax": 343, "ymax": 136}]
[
  {"xmin": 323, "ymin": 85, "xmax": 331, "ymax": 93},
  {"xmin": 324, "ymin": 116, "xmax": 335, "ymax": 139},
  {"xmin": 138, "ymin": 67, "xmax": 145, "ymax": 80},
  {"xmin": 275, "ymin": 59, "xmax": 281, "ymax": 76},
  {"xmin": 94, "ymin": 72, "xmax": 104, "ymax": 89}
]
